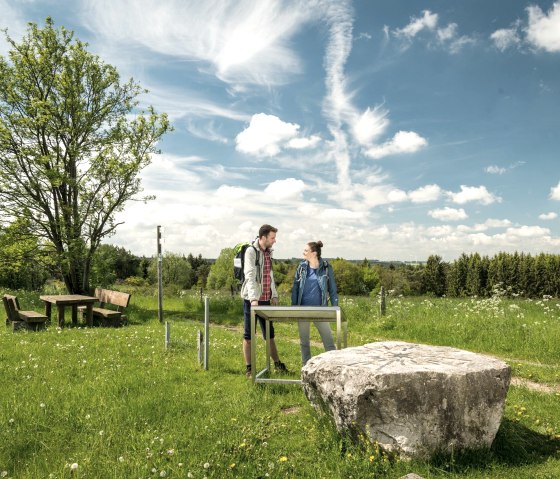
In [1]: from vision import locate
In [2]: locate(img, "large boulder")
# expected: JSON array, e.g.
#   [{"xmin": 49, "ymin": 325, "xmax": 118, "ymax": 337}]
[{"xmin": 301, "ymin": 341, "xmax": 511, "ymax": 459}]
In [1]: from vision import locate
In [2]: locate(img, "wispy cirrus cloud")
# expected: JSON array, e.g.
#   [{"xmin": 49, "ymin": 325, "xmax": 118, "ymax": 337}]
[
  {"xmin": 391, "ymin": 9, "xmax": 475, "ymax": 54},
  {"xmin": 490, "ymin": 26, "xmax": 522, "ymax": 52},
  {"xmin": 82, "ymin": 0, "xmax": 315, "ymax": 86},
  {"xmin": 485, "ymin": 161, "xmax": 524, "ymax": 175},
  {"xmin": 0, "ymin": 0, "xmax": 28, "ymax": 55}
]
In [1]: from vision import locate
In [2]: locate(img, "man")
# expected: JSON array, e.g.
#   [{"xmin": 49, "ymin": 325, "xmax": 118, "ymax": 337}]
[{"xmin": 241, "ymin": 224, "xmax": 289, "ymax": 378}]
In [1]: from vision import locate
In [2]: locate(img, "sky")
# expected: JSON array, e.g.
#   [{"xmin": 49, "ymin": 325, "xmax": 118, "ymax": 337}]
[{"xmin": 1, "ymin": 0, "xmax": 560, "ymax": 261}]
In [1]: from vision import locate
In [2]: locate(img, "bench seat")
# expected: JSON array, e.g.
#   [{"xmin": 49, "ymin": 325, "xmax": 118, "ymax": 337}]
[
  {"xmin": 3, "ymin": 294, "xmax": 47, "ymax": 331},
  {"xmin": 18, "ymin": 310, "xmax": 49, "ymax": 322},
  {"xmin": 82, "ymin": 288, "xmax": 131, "ymax": 327}
]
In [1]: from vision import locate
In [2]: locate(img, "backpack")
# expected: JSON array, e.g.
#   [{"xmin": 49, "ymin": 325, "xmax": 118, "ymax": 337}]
[{"xmin": 233, "ymin": 242, "xmax": 258, "ymax": 284}]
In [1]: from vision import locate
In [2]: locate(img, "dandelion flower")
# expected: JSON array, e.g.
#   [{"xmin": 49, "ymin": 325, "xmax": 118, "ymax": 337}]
[
  {"xmin": 203, "ymin": 462, "xmax": 210, "ymax": 469},
  {"xmin": 160, "ymin": 471, "xmax": 167, "ymax": 477},
  {"xmin": 278, "ymin": 456, "xmax": 288, "ymax": 463},
  {"xmin": 70, "ymin": 463, "xmax": 78, "ymax": 471}
]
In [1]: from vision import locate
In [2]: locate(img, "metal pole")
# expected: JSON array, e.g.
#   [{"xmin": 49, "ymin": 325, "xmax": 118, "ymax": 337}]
[
  {"xmin": 203, "ymin": 295, "xmax": 209, "ymax": 370},
  {"xmin": 157, "ymin": 226, "xmax": 163, "ymax": 323},
  {"xmin": 165, "ymin": 321, "xmax": 170, "ymax": 349},
  {"xmin": 197, "ymin": 330, "xmax": 203, "ymax": 364},
  {"xmin": 380, "ymin": 286, "xmax": 386, "ymax": 316}
]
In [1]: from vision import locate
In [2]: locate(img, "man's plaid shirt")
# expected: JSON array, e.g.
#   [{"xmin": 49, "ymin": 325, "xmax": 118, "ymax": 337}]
[{"xmin": 259, "ymin": 247, "xmax": 272, "ymax": 301}]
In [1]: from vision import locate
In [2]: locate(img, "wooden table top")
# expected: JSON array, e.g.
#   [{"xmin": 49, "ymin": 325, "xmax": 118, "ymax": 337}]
[{"xmin": 40, "ymin": 294, "xmax": 98, "ymax": 304}]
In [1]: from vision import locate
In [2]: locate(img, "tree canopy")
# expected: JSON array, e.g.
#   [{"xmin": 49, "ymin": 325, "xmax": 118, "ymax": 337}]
[{"xmin": 0, "ymin": 18, "xmax": 171, "ymax": 293}]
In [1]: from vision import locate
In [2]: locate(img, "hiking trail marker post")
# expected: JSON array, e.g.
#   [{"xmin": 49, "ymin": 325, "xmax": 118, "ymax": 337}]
[{"xmin": 157, "ymin": 225, "xmax": 163, "ymax": 323}]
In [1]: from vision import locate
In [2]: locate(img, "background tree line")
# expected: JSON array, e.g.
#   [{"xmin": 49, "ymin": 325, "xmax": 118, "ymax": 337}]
[{"xmin": 1, "ymin": 229, "xmax": 559, "ymax": 299}]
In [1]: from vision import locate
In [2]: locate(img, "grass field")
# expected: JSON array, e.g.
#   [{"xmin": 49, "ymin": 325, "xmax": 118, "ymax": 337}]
[{"xmin": 1, "ymin": 288, "xmax": 559, "ymax": 478}]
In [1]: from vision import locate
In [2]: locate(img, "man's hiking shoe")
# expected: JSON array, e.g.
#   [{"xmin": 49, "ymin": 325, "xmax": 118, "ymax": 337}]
[
  {"xmin": 245, "ymin": 365, "xmax": 252, "ymax": 378},
  {"xmin": 274, "ymin": 361, "xmax": 289, "ymax": 374}
]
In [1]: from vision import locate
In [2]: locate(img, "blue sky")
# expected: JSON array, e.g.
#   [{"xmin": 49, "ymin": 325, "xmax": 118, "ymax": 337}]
[{"xmin": 1, "ymin": 0, "xmax": 560, "ymax": 261}]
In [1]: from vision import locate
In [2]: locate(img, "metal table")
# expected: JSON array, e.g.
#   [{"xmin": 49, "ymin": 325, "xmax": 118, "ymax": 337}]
[{"xmin": 250, "ymin": 305, "xmax": 347, "ymax": 385}]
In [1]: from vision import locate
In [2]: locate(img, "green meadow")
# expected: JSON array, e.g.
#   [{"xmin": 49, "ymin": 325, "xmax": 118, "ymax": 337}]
[{"xmin": 1, "ymin": 289, "xmax": 559, "ymax": 478}]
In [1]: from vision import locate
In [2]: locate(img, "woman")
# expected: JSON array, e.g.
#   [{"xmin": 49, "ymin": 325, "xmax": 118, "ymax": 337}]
[{"xmin": 291, "ymin": 240, "xmax": 338, "ymax": 366}]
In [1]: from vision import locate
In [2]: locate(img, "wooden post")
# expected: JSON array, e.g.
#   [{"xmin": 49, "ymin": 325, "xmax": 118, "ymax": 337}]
[
  {"xmin": 157, "ymin": 226, "xmax": 163, "ymax": 323},
  {"xmin": 380, "ymin": 286, "xmax": 386, "ymax": 316}
]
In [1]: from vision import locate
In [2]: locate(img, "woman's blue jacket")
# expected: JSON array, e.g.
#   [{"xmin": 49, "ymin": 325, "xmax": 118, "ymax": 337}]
[{"xmin": 291, "ymin": 259, "xmax": 339, "ymax": 306}]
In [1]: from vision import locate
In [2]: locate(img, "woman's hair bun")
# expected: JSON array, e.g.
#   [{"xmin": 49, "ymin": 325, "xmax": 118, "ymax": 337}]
[{"xmin": 316, "ymin": 240, "xmax": 323, "ymax": 248}]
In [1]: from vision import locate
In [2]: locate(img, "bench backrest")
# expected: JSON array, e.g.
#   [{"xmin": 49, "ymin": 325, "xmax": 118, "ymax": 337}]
[
  {"xmin": 2, "ymin": 294, "xmax": 20, "ymax": 322},
  {"xmin": 95, "ymin": 288, "xmax": 131, "ymax": 310}
]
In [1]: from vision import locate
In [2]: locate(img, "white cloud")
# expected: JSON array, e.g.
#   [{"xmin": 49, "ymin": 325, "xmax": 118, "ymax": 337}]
[
  {"xmin": 0, "ymin": 1, "xmax": 27, "ymax": 56},
  {"xmin": 484, "ymin": 218, "xmax": 512, "ymax": 228},
  {"xmin": 490, "ymin": 27, "xmax": 521, "ymax": 51},
  {"xmin": 387, "ymin": 189, "xmax": 408, "ymax": 203},
  {"xmin": 395, "ymin": 10, "xmax": 438, "ymax": 39},
  {"xmin": 264, "ymin": 178, "xmax": 305, "ymax": 200},
  {"xmin": 506, "ymin": 225, "xmax": 550, "ymax": 237},
  {"xmin": 321, "ymin": 0, "xmax": 356, "ymax": 189},
  {"xmin": 351, "ymin": 107, "xmax": 389, "ymax": 145},
  {"xmin": 319, "ymin": 208, "xmax": 365, "ymax": 220},
  {"xmin": 448, "ymin": 185, "xmax": 501, "ymax": 205},
  {"xmin": 429, "ymin": 207, "xmax": 468, "ymax": 221},
  {"xmin": 287, "ymin": 135, "xmax": 321, "ymax": 150},
  {"xmin": 365, "ymin": 131, "xmax": 428, "ymax": 159},
  {"xmin": 408, "ymin": 184, "xmax": 441, "ymax": 203},
  {"xmin": 485, "ymin": 165, "xmax": 506, "ymax": 174},
  {"xmin": 437, "ymin": 23, "xmax": 457, "ymax": 42},
  {"xmin": 215, "ymin": 185, "xmax": 250, "ymax": 199},
  {"xmin": 427, "ymin": 225, "xmax": 454, "ymax": 237},
  {"xmin": 550, "ymin": 181, "xmax": 560, "ymax": 200},
  {"xmin": 526, "ymin": 2, "xmax": 560, "ymax": 52},
  {"xmin": 539, "ymin": 212, "xmax": 558, "ymax": 220},
  {"xmin": 235, "ymin": 113, "xmax": 300, "ymax": 157}
]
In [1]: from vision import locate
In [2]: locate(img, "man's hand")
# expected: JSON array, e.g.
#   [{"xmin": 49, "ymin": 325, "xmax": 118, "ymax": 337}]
[
  {"xmin": 271, "ymin": 297, "xmax": 279, "ymax": 306},
  {"xmin": 251, "ymin": 300, "xmax": 258, "ymax": 306}
]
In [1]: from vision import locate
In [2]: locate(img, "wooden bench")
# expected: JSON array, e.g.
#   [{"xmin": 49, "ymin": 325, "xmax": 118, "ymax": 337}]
[
  {"xmin": 87, "ymin": 288, "xmax": 131, "ymax": 327},
  {"xmin": 3, "ymin": 294, "xmax": 48, "ymax": 331}
]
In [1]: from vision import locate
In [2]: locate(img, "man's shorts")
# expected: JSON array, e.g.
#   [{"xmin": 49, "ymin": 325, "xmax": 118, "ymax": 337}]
[{"xmin": 243, "ymin": 299, "xmax": 275, "ymax": 340}]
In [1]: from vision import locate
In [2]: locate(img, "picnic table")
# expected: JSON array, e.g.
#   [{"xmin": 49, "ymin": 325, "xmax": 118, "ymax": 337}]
[{"xmin": 40, "ymin": 294, "xmax": 98, "ymax": 327}]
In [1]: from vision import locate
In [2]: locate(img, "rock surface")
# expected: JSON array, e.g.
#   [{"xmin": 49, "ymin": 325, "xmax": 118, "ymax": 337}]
[{"xmin": 301, "ymin": 341, "xmax": 511, "ymax": 458}]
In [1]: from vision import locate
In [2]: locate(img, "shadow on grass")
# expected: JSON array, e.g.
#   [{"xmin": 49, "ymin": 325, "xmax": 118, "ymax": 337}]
[
  {"xmin": 492, "ymin": 418, "xmax": 560, "ymax": 465},
  {"xmin": 429, "ymin": 419, "xmax": 560, "ymax": 474}
]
